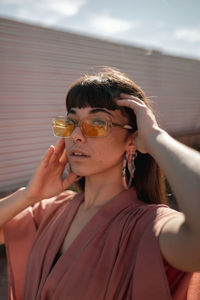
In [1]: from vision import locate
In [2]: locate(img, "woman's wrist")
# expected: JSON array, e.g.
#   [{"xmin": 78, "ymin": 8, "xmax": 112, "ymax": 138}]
[
  {"xmin": 20, "ymin": 187, "xmax": 39, "ymax": 207},
  {"xmin": 16, "ymin": 187, "xmax": 32, "ymax": 206},
  {"xmin": 14, "ymin": 187, "xmax": 37, "ymax": 207},
  {"xmin": 0, "ymin": 187, "xmax": 35, "ymax": 227},
  {"xmin": 145, "ymin": 126, "xmax": 167, "ymax": 157}
]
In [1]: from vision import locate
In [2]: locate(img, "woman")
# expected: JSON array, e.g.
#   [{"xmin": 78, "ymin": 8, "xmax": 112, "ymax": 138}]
[{"xmin": 1, "ymin": 67, "xmax": 200, "ymax": 300}]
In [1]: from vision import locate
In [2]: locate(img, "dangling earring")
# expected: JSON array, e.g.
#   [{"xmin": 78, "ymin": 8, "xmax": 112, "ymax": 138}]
[{"xmin": 122, "ymin": 150, "xmax": 137, "ymax": 190}]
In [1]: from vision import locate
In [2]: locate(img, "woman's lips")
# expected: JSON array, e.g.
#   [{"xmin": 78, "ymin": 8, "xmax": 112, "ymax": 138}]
[
  {"xmin": 69, "ymin": 149, "xmax": 89, "ymax": 156},
  {"xmin": 69, "ymin": 154, "xmax": 90, "ymax": 160}
]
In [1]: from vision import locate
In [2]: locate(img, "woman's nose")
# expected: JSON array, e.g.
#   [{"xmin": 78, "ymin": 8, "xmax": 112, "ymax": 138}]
[{"xmin": 71, "ymin": 125, "xmax": 86, "ymax": 143}]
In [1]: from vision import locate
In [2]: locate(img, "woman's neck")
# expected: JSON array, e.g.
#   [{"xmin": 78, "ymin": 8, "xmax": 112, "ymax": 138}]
[{"xmin": 83, "ymin": 168, "xmax": 125, "ymax": 210}]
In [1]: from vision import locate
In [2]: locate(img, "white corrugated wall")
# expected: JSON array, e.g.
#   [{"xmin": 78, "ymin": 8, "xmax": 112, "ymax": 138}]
[{"xmin": 0, "ymin": 17, "xmax": 200, "ymax": 192}]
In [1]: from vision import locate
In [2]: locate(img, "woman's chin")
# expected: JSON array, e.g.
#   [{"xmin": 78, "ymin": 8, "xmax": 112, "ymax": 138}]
[{"xmin": 71, "ymin": 167, "xmax": 87, "ymax": 177}]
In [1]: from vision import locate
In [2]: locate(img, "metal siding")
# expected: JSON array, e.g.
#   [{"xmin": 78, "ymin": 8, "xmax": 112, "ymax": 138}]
[{"xmin": 0, "ymin": 17, "xmax": 200, "ymax": 191}]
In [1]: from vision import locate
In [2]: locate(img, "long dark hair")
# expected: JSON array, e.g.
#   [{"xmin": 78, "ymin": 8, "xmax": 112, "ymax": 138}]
[{"xmin": 66, "ymin": 67, "xmax": 166, "ymax": 205}]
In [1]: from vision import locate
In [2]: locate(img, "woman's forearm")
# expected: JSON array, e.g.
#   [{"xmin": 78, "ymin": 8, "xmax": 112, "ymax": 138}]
[
  {"xmin": 147, "ymin": 128, "xmax": 200, "ymax": 231},
  {"xmin": 0, "ymin": 187, "xmax": 31, "ymax": 227}
]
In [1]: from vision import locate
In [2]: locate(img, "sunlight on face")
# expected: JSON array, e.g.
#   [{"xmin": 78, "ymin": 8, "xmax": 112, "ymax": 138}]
[{"xmin": 64, "ymin": 107, "xmax": 132, "ymax": 178}]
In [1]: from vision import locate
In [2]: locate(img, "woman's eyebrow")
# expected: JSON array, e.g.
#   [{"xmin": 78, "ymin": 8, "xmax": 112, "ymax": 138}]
[
  {"xmin": 89, "ymin": 108, "xmax": 113, "ymax": 116},
  {"xmin": 67, "ymin": 108, "xmax": 113, "ymax": 116},
  {"xmin": 67, "ymin": 109, "xmax": 76, "ymax": 115}
]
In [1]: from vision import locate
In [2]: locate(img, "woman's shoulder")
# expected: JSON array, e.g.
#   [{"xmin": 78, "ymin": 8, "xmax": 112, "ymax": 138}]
[
  {"xmin": 124, "ymin": 199, "xmax": 182, "ymax": 238},
  {"xmin": 36, "ymin": 189, "xmax": 77, "ymax": 209},
  {"xmin": 136, "ymin": 202, "xmax": 183, "ymax": 238},
  {"xmin": 136, "ymin": 200, "xmax": 181, "ymax": 218},
  {"xmin": 32, "ymin": 189, "xmax": 78, "ymax": 227}
]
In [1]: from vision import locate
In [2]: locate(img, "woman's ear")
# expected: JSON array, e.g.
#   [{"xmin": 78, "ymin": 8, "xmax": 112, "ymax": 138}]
[{"xmin": 126, "ymin": 131, "xmax": 138, "ymax": 152}]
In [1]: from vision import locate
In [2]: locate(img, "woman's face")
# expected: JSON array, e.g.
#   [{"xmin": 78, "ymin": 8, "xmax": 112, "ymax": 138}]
[{"xmin": 65, "ymin": 106, "xmax": 133, "ymax": 178}]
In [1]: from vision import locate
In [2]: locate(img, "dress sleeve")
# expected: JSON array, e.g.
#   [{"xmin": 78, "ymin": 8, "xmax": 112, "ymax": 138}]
[
  {"xmin": 152, "ymin": 206, "xmax": 200, "ymax": 300},
  {"xmin": 3, "ymin": 189, "xmax": 76, "ymax": 300},
  {"xmin": 132, "ymin": 205, "xmax": 200, "ymax": 300}
]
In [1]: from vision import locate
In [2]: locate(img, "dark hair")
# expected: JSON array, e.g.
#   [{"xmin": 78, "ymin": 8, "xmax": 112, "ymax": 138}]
[{"xmin": 66, "ymin": 67, "xmax": 166, "ymax": 205}]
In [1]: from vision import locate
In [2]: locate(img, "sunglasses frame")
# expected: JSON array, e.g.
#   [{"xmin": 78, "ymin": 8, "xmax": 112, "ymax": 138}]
[{"xmin": 52, "ymin": 115, "xmax": 133, "ymax": 138}]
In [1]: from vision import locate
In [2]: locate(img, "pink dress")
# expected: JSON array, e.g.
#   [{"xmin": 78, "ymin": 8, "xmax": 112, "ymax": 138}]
[{"xmin": 3, "ymin": 188, "xmax": 200, "ymax": 299}]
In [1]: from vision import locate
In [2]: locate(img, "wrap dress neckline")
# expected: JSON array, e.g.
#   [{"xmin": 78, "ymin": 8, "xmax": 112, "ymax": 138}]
[{"xmin": 23, "ymin": 187, "xmax": 145, "ymax": 299}]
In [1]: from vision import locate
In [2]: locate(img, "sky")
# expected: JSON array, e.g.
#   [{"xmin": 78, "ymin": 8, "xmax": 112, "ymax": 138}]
[{"xmin": 0, "ymin": 0, "xmax": 200, "ymax": 60}]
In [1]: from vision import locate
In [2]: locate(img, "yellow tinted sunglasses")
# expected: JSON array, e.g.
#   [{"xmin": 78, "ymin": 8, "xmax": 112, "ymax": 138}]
[{"xmin": 52, "ymin": 116, "xmax": 133, "ymax": 138}]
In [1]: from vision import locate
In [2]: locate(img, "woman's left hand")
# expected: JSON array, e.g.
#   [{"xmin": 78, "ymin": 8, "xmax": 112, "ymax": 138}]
[{"xmin": 117, "ymin": 93, "xmax": 162, "ymax": 154}]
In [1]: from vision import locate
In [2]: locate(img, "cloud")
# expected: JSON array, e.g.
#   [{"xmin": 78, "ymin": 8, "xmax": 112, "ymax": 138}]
[
  {"xmin": 44, "ymin": 0, "xmax": 87, "ymax": 16},
  {"xmin": 174, "ymin": 27, "xmax": 200, "ymax": 43},
  {"xmin": 90, "ymin": 15, "xmax": 138, "ymax": 36},
  {"xmin": 0, "ymin": 0, "xmax": 87, "ymax": 24},
  {"xmin": 17, "ymin": 8, "xmax": 61, "ymax": 26}
]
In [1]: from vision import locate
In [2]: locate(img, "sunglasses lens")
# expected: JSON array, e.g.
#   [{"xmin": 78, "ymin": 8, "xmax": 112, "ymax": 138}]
[
  {"xmin": 53, "ymin": 119, "xmax": 74, "ymax": 137},
  {"xmin": 82, "ymin": 119, "xmax": 108, "ymax": 137},
  {"xmin": 53, "ymin": 117, "xmax": 109, "ymax": 137}
]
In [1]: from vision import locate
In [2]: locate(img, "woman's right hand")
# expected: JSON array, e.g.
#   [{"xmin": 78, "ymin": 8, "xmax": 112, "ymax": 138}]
[{"xmin": 25, "ymin": 138, "xmax": 77, "ymax": 205}]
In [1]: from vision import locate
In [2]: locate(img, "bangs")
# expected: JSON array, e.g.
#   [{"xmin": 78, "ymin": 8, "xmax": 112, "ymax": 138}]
[
  {"xmin": 65, "ymin": 70, "xmax": 140, "ymax": 132},
  {"xmin": 66, "ymin": 82, "xmax": 119, "ymax": 111}
]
